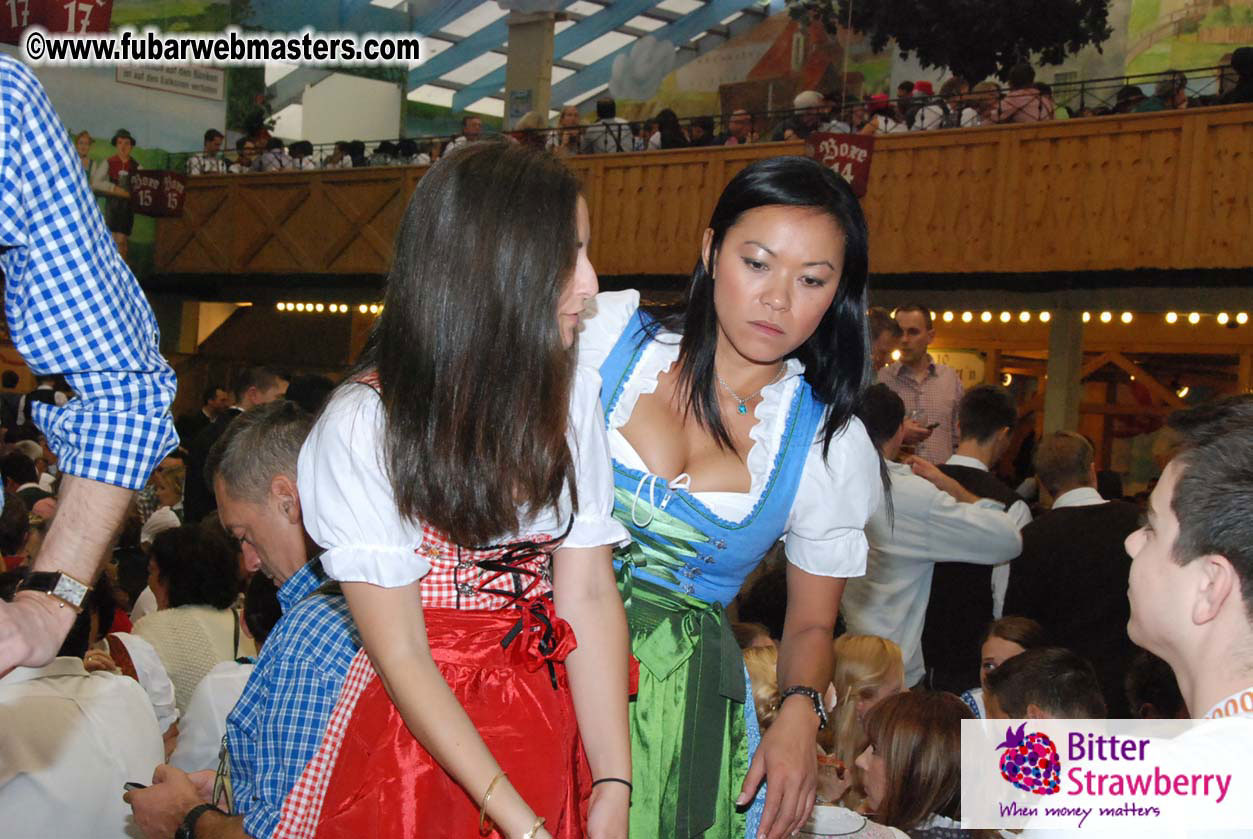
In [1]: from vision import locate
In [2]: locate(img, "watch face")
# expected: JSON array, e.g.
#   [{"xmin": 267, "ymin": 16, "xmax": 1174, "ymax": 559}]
[{"xmin": 52, "ymin": 574, "xmax": 89, "ymax": 607}]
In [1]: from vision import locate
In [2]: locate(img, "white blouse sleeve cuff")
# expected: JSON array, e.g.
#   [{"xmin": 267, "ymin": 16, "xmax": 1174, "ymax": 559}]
[
  {"xmin": 318, "ymin": 544, "xmax": 431, "ymax": 588},
  {"xmin": 784, "ymin": 528, "xmax": 869, "ymax": 579},
  {"xmin": 563, "ymin": 513, "xmax": 630, "ymax": 551}
]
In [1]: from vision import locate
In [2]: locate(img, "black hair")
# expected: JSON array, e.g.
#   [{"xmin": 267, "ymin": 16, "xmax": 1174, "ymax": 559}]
[
  {"xmin": 643, "ymin": 155, "xmax": 873, "ymax": 459},
  {"xmin": 596, "ymin": 97, "xmax": 616, "ymax": 120},
  {"xmin": 0, "ymin": 490, "xmax": 28, "ymax": 555},
  {"xmin": 284, "ymin": 374, "xmax": 336, "ymax": 415},
  {"xmin": 201, "ymin": 383, "xmax": 226, "ymax": 406},
  {"xmin": 149, "ymin": 525, "xmax": 240, "ymax": 610},
  {"xmin": 397, "ymin": 138, "xmax": 418, "ymax": 158},
  {"xmin": 55, "ymin": 572, "xmax": 117, "ymax": 659},
  {"xmin": 243, "ymin": 573, "xmax": 282, "ymax": 649},
  {"xmin": 985, "ymin": 646, "xmax": 1107, "ymax": 718},
  {"xmin": 2, "ymin": 371, "xmax": 18, "ymax": 388},
  {"xmin": 655, "ymin": 109, "xmax": 688, "ymax": 149},
  {"xmin": 1008, "ymin": 63, "xmax": 1036, "ymax": 89},
  {"xmin": 1124, "ymin": 647, "xmax": 1185, "ymax": 719},
  {"xmin": 266, "ymin": 137, "xmax": 284, "ymax": 151},
  {"xmin": 0, "ymin": 451, "xmax": 37, "ymax": 486},
  {"xmin": 204, "ymin": 129, "xmax": 223, "ymax": 144},
  {"xmin": 857, "ymin": 383, "xmax": 905, "ymax": 450},
  {"xmin": 957, "ymin": 385, "xmax": 1017, "ymax": 444},
  {"xmin": 897, "ymin": 81, "xmax": 915, "ymax": 94},
  {"xmin": 357, "ymin": 141, "xmax": 581, "ymax": 546}
]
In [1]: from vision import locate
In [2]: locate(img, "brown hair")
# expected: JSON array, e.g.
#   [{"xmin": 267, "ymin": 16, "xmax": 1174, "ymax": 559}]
[
  {"xmin": 361, "ymin": 142, "xmax": 581, "ymax": 545},
  {"xmin": 1034, "ymin": 431, "xmax": 1094, "ymax": 497},
  {"xmin": 863, "ymin": 691, "xmax": 971, "ymax": 832},
  {"xmin": 743, "ymin": 645, "xmax": 781, "ymax": 730},
  {"xmin": 983, "ymin": 615, "xmax": 1047, "ymax": 650}
]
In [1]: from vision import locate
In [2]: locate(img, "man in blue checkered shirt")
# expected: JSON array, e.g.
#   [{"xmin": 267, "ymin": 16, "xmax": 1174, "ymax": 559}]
[
  {"xmin": 126, "ymin": 401, "xmax": 360, "ymax": 839},
  {"xmin": 0, "ymin": 55, "xmax": 178, "ymax": 673}
]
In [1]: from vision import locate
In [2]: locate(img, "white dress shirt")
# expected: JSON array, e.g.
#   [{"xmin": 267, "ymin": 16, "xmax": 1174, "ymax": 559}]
[
  {"xmin": 0, "ymin": 658, "xmax": 163, "ymax": 839},
  {"xmin": 1050, "ymin": 485, "xmax": 1105, "ymax": 509},
  {"xmin": 170, "ymin": 659, "xmax": 254, "ymax": 772},
  {"xmin": 842, "ymin": 461, "xmax": 1023, "ymax": 686},
  {"xmin": 944, "ymin": 453, "xmax": 1033, "ymax": 618}
]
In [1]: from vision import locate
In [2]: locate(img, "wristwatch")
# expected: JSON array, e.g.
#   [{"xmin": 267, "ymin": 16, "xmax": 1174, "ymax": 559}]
[
  {"xmin": 16, "ymin": 571, "xmax": 92, "ymax": 612},
  {"xmin": 780, "ymin": 685, "xmax": 829, "ymax": 730},
  {"xmin": 174, "ymin": 803, "xmax": 225, "ymax": 839}
]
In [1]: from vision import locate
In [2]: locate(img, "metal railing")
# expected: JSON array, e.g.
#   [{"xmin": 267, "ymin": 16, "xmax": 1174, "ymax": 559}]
[{"xmin": 154, "ymin": 62, "xmax": 1244, "ymax": 175}]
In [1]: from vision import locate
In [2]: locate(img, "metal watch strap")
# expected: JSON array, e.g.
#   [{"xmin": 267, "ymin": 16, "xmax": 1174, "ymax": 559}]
[
  {"xmin": 780, "ymin": 685, "xmax": 828, "ymax": 729},
  {"xmin": 174, "ymin": 803, "xmax": 224, "ymax": 839}
]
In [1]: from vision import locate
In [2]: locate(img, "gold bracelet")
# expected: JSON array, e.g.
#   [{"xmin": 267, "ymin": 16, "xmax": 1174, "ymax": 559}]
[
  {"xmin": 521, "ymin": 816, "xmax": 546, "ymax": 839},
  {"xmin": 478, "ymin": 771, "xmax": 507, "ymax": 835}
]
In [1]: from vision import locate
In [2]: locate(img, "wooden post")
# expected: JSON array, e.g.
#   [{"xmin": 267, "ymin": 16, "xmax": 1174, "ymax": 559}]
[
  {"xmin": 985, "ymin": 348, "xmax": 1002, "ymax": 385},
  {"xmin": 1240, "ymin": 350, "xmax": 1252, "ymax": 394},
  {"xmin": 1043, "ymin": 309, "xmax": 1084, "ymax": 433}
]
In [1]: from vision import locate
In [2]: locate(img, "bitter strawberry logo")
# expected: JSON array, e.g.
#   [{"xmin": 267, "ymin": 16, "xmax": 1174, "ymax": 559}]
[{"xmin": 996, "ymin": 722, "xmax": 1061, "ymax": 795}]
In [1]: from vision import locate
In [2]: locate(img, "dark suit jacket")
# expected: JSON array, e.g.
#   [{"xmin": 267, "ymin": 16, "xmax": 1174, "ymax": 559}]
[
  {"xmin": 922, "ymin": 464, "xmax": 1022, "ymax": 692},
  {"xmin": 1003, "ymin": 499, "xmax": 1141, "ymax": 717},
  {"xmin": 183, "ymin": 407, "xmax": 242, "ymax": 523}
]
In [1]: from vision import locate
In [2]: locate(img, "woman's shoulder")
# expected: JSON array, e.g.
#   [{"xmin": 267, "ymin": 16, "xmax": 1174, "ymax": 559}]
[
  {"xmin": 810, "ymin": 412, "xmax": 877, "ymax": 472},
  {"xmin": 577, "ymin": 289, "xmax": 643, "ymax": 370}
]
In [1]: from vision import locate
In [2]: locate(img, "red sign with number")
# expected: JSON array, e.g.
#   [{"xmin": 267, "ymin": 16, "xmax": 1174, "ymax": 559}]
[
  {"xmin": 0, "ymin": 0, "xmax": 113, "ymax": 45},
  {"xmin": 804, "ymin": 133, "xmax": 875, "ymax": 198},
  {"xmin": 130, "ymin": 170, "xmax": 186, "ymax": 218}
]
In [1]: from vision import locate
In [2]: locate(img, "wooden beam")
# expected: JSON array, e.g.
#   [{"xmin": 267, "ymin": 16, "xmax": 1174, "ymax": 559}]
[
  {"xmin": 1240, "ymin": 351, "xmax": 1252, "ymax": 394},
  {"xmin": 1105, "ymin": 352, "xmax": 1187, "ymax": 409}
]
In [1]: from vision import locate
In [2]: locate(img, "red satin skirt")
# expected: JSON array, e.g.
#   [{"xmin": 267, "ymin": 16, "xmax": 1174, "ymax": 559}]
[{"xmin": 310, "ymin": 604, "xmax": 591, "ymax": 839}]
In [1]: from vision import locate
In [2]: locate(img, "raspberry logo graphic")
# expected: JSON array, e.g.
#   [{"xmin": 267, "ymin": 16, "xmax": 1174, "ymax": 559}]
[{"xmin": 996, "ymin": 722, "xmax": 1061, "ymax": 795}]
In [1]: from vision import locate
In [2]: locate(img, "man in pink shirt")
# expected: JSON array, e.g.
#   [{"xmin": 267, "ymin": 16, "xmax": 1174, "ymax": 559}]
[{"xmin": 992, "ymin": 63, "xmax": 1054, "ymax": 123}]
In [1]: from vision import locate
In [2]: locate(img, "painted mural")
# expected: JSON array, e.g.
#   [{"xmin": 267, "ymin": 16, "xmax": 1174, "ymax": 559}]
[{"xmin": 614, "ymin": 12, "xmax": 894, "ymax": 121}]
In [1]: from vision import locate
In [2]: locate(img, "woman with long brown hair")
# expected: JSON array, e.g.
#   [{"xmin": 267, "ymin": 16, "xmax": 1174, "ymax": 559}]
[
  {"xmin": 857, "ymin": 691, "xmax": 986, "ymax": 838},
  {"xmin": 286, "ymin": 142, "xmax": 631, "ymax": 839}
]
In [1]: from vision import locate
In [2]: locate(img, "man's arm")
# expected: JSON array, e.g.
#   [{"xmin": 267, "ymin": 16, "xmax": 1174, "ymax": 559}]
[
  {"xmin": 126, "ymin": 765, "xmax": 254, "ymax": 839},
  {"xmin": 0, "ymin": 58, "xmax": 177, "ymax": 673}
]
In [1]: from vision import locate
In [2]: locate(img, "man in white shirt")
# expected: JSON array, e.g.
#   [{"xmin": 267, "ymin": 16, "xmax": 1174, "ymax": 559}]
[
  {"xmin": 1023, "ymin": 395, "xmax": 1253, "ymax": 837},
  {"xmin": 446, "ymin": 114, "xmax": 483, "ymax": 151},
  {"xmin": 581, "ymin": 97, "xmax": 631, "ymax": 154},
  {"xmin": 187, "ymin": 130, "xmax": 225, "ymax": 176},
  {"xmin": 842, "ymin": 384, "xmax": 1022, "ymax": 688},
  {"xmin": 0, "ymin": 575, "xmax": 164, "ymax": 839}
]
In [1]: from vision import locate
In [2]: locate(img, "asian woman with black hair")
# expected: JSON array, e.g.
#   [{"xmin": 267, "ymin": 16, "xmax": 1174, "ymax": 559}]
[
  {"xmin": 579, "ymin": 155, "xmax": 882, "ymax": 839},
  {"xmin": 288, "ymin": 142, "xmax": 631, "ymax": 839}
]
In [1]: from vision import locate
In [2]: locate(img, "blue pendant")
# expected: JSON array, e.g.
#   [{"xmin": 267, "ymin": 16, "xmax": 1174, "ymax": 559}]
[{"xmin": 737, "ymin": 403, "xmax": 747, "ymax": 415}]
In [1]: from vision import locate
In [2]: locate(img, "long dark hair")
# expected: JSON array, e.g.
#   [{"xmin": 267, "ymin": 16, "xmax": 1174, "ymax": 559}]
[
  {"xmin": 655, "ymin": 108, "xmax": 688, "ymax": 149},
  {"xmin": 359, "ymin": 142, "xmax": 580, "ymax": 546},
  {"xmin": 646, "ymin": 155, "xmax": 872, "ymax": 457}
]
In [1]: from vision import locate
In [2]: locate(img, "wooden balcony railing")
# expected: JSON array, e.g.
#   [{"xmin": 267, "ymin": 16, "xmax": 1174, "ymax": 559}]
[{"xmin": 154, "ymin": 104, "xmax": 1253, "ymax": 282}]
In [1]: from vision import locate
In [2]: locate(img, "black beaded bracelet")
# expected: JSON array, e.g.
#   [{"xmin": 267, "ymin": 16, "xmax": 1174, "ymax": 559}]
[{"xmin": 592, "ymin": 777, "xmax": 633, "ymax": 804}]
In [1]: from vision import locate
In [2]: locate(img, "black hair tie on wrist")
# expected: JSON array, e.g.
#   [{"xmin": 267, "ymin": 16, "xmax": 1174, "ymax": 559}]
[{"xmin": 592, "ymin": 777, "xmax": 633, "ymax": 805}]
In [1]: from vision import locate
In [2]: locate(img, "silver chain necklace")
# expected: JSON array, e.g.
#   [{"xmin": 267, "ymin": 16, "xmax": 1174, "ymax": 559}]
[{"xmin": 715, "ymin": 364, "xmax": 786, "ymax": 415}]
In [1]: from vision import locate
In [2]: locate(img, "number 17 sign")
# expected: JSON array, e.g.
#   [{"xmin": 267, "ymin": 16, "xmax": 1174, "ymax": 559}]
[{"xmin": 1, "ymin": 0, "xmax": 114, "ymax": 45}]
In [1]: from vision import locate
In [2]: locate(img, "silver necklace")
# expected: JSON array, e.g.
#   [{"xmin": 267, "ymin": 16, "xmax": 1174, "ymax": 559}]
[{"xmin": 715, "ymin": 365, "xmax": 785, "ymax": 415}]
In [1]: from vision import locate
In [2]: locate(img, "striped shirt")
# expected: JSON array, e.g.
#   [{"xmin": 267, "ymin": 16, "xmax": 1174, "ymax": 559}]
[
  {"xmin": 226, "ymin": 559, "xmax": 359, "ymax": 839},
  {"xmin": 0, "ymin": 55, "xmax": 176, "ymax": 491}
]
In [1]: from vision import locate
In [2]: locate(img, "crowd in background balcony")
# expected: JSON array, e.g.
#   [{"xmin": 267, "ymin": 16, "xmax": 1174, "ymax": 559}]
[{"xmin": 178, "ymin": 46, "xmax": 1253, "ymax": 177}]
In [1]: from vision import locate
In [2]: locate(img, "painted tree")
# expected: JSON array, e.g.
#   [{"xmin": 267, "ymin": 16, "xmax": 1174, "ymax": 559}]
[{"xmin": 787, "ymin": 0, "xmax": 1113, "ymax": 84}]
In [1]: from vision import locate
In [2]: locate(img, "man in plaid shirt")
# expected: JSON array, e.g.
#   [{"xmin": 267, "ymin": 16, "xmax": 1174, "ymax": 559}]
[
  {"xmin": 877, "ymin": 303, "xmax": 965, "ymax": 464},
  {"xmin": 127, "ymin": 402, "xmax": 360, "ymax": 839},
  {"xmin": 0, "ymin": 56, "xmax": 178, "ymax": 674}
]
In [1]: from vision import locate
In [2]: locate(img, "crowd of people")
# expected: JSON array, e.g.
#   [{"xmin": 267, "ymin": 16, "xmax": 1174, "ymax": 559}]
[
  {"xmin": 4, "ymin": 51, "xmax": 1253, "ymax": 839},
  {"xmin": 180, "ymin": 48, "xmax": 1253, "ymax": 178}
]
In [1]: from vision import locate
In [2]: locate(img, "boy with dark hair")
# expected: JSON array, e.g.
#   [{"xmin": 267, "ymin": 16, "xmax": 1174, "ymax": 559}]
[{"xmin": 984, "ymin": 646, "xmax": 1107, "ymax": 719}]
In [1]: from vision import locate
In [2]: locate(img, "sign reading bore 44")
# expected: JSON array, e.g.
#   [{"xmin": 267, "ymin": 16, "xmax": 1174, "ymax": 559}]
[{"xmin": 805, "ymin": 133, "xmax": 874, "ymax": 198}]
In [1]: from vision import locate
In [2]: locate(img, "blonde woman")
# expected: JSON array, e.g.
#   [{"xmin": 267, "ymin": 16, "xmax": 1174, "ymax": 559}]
[
  {"xmin": 825, "ymin": 634, "xmax": 905, "ymax": 808},
  {"xmin": 743, "ymin": 644, "xmax": 781, "ymax": 731}
]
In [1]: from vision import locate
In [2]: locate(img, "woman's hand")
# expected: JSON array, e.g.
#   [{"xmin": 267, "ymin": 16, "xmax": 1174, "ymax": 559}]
[
  {"xmin": 586, "ymin": 780, "xmax": 630, "ymax": 839},
  {"xmin": 739, "ymin": 698, "xmax": 819, "ymax": 839}
]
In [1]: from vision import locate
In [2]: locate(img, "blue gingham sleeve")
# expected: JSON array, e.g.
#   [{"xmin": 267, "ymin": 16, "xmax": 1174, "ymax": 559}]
[{"xmin": 0, "ymin": 56, "xmax": 176, "ymax": 490}]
